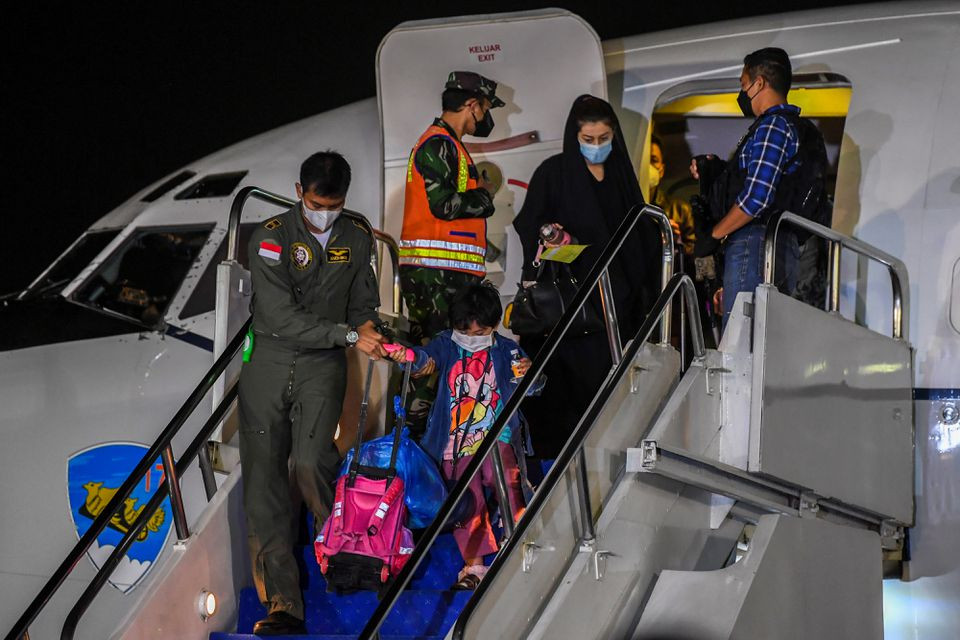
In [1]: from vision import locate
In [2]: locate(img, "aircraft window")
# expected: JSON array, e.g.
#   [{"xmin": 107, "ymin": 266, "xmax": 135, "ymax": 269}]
[
  {"xmin": 73, "ymin": 226, "xmax": 212, "ymax": 328},
  {"xmin": 141, "ymin": 170, "xmax": 197, "ymax": 202},
  {"xmin": 174, "ymin": 171, "xmax": 248, "ymax": 200},
  {"xmin": 180, "ymin": 223, "xmax": 258, "ymax": 319},
  {"xmin": 19, "ymin": 228, "xmax": 121, "ymax": 300}
]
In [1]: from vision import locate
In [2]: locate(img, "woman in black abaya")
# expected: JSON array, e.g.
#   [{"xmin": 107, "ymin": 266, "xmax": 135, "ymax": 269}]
[{"xmin": 514, "ymin": 95, "xmax": 662, "ymax": 460}]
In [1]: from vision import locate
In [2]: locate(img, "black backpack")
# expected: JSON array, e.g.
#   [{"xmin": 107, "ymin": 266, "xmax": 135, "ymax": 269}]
[{"xmin": 706, "ymin": 111, "xmax": 831, "ymax": 228}]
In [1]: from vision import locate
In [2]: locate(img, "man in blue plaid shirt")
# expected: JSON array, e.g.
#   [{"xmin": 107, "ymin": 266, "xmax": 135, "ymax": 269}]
[{"xmin": 691, "ymin": 48, "xmax": 802, "ymax": 327}]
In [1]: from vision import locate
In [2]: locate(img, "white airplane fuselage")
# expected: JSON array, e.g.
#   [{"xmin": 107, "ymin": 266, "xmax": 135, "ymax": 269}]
[{"xmin": 3, "ymin": 3, "xmax": 959, "ymax": 638}]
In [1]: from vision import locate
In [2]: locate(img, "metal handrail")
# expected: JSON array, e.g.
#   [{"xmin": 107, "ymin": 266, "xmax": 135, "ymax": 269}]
[
  {"xmin": 453, "ymin": 273, "xmax": 704, "ymax": 640},
  {"xmin": 371, "ymin": 229, "xmax": 403, "ymax": 316},
  {"xmin": 357, "ymin": 203, "xmax": 670, "ymax": 639},
  {"xmin": 10, "ymin": 188, "xmax": 406, "ymax": 640},
  {"xmin": 59, "ymin": 383, "xmax": 241, "ymax": 640},
  {"xmin": 762, "ymin": 211, "xmax": 910, "ymax": 341},
  {"xmin": 226, "ymin": 186, "xmax": 403, "ymax": 315},
  {"xmin": 5, "ymin": 317, "xmax": 251, "ymax": 640},
  {"xmin": 644, "ymin": 206, "xmax": 675, "ymax": 343}
]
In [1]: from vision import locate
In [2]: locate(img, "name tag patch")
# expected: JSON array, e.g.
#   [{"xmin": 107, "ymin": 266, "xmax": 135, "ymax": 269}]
[{"xmin": 327, "ymin": 247, "xmax": 351, "ymax": 263}]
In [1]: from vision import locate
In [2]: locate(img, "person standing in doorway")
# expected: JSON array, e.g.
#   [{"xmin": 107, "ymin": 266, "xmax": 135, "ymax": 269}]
[{"xmin": 691, "ymin": 48, "xmax": 811, "ymax": 328}]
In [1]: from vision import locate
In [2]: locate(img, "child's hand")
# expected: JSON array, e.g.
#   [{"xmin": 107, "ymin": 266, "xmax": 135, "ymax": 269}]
[
  {"xmin": 387, "ymin": 348, "xmax": 407, "ymax": 363},
  {"xmin": 412, "ymin": 357, "xmax": 436, "ymax": 378},
  {"xmin": 516, "ymin": 358, "xmax": 532, "ymax": 376}
]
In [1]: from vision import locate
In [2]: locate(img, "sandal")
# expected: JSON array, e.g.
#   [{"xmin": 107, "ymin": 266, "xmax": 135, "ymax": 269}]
[{"xmin": 452, "ymin": 573, "xmax": 481, "ymax": 590}]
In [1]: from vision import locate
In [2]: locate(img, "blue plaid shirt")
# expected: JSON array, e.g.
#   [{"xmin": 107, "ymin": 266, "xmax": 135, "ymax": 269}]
[{"xmin": 736, "ymin": 104, "xmax": 801, "ymax": 218}]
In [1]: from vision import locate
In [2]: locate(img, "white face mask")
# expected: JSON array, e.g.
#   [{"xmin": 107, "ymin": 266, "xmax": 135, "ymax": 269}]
[
  {"xmin": 648, "ymin": 164, "xmax": 662, "ymax": 190},
  {"xmin": 451, "ymin": 330, "xmax": 493, "ymax": 352},
  {"xmin": 302, "ymin": 201, "xmax": 340, "ymax": 231}
]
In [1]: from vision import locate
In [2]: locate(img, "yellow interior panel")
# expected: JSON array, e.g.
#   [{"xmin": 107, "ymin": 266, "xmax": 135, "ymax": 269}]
[{"xmin": 655, "ymin": 87, "xmax": 852, "ymax": 118}]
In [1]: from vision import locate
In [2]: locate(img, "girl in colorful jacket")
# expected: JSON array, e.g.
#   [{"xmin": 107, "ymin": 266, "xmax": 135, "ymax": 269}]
[{"xmin": 389, "ymin": 282, "xmax": 543, "ymax": 589}]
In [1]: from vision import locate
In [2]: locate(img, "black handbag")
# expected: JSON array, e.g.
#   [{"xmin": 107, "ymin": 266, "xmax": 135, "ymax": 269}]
[{"xmin": 507, "ymin": 260, "xmax": 605, "ymax": 337}]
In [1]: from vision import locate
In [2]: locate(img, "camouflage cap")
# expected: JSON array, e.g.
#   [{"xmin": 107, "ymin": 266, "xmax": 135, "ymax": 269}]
[{"xmin": 444, "ymin": 71, "xmax": 505, "ymax": 108}]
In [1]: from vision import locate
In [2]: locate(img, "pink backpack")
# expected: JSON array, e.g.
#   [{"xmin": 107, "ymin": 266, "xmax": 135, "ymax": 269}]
[
  {"xmin": 315, "ymin": 347, "xmax": 416, "ymax": 592},
  {"xmin": 315, "ymin": 471, "xmax": 414, "ymax": 590}
]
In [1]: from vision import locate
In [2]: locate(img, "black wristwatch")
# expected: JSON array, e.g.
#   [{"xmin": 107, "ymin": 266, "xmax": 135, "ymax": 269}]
[{"xmin": 345, "ymin": 326, "xmax": 359, "ymax": 347}]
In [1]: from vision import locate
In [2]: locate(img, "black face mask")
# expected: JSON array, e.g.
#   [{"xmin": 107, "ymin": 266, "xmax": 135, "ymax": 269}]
[
  {"xmin": 471, "ymin": 109, "xmax": 494, "ymax": 138},
  {"xmin": 737, "ymin": 80, "xmax": 759, "ymax": 117}
]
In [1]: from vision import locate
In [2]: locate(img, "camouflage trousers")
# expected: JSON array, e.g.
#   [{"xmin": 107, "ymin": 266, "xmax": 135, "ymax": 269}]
[{"xmin": 399, "ymin": 266, "xmax": 481, "ymax": 438}]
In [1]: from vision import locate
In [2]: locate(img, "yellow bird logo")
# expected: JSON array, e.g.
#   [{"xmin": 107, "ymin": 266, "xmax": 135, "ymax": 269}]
[{"xmin": 80, "ymin": 481, "xmax": 166, "ymax": 543}]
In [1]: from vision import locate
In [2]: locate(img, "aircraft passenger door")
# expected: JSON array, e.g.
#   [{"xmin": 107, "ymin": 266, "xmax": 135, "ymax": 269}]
[{"xmin": 377, "ymin": 9, "xmax": 606, "ymax": 301}]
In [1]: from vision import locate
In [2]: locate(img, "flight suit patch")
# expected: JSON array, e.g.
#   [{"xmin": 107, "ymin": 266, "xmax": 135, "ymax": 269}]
[
  {"xmin": 263, "ymin": 218, "xmax": 283, "ymax": 230},
  {"xmin": 327, "ymin": 247, "xmax": 351, "ymax": 264},
  {"xmin": 258, "ymin": 239, "xmax": 282, "ymax": 266},
  {"xmin": 290, "ymin": 242, "xmax": 313, "ymax": 270}
]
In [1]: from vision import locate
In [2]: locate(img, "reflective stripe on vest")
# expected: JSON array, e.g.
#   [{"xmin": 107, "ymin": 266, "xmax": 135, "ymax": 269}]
[
  {"xmin": 401, "ymin": 124, "xmax": 486, "ymax": 277},
  {"xmin": 407, "ymin": 147, "xmax": 468, "ymax": 193},
  {"xmin": 397, "ymin": 256, "xmax": 487, "ymax": 272}
]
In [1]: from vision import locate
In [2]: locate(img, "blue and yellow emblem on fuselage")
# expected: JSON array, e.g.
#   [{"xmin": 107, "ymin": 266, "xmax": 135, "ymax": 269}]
[{"xmin": 67, "ymin": 443, "xmax": 173, "ymax": 593}]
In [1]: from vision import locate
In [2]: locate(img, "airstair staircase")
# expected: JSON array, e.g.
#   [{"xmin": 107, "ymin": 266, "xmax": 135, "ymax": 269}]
[{"xmin": 6, "ymin": 203, "xmax": 913, "ymax": 640}]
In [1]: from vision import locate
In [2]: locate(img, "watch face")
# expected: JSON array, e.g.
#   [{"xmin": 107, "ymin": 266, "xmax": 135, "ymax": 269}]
[{"xmin": 346, "ymin": 330, "xmax": 359, "ymax": 344}]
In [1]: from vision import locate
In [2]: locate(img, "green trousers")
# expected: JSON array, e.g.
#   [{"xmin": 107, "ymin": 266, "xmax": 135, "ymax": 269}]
[
  {"xmin": 399, "ymin": 266, "xmax": 481, "ymax": 438},
  {"xmin": 238, "ymin": 338, "xmax": 346, "ymax": 619}
]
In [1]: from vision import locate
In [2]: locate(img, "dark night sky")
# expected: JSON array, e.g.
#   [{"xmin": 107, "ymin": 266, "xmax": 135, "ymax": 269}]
[{"xmin": 3, "ymin": 0, "xmax": 877, "ymax": 294}]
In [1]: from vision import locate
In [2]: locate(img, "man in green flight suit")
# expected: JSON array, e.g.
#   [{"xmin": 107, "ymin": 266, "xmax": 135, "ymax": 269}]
[
  {"xmin": 239, "ymin": 151, "xmax": 386, "ymax": 635},
  {"xmin": 399, "ymin": 71, "xmax": 504, "ymax": 436}
]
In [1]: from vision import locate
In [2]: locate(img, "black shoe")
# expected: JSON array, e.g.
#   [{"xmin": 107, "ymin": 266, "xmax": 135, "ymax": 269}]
[
  {"xmin": 451, "ymin": 573, "xmax": 481, "ymax": 590},
  {"xmin": 252, "ymin": 611, "xmax": 307, "ymax": 636}
]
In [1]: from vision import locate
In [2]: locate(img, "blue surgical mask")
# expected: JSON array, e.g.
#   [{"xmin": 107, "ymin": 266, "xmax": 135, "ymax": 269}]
[{"xmin": 579, "ymin": 140, "xmax": 612, "ymax": 164}]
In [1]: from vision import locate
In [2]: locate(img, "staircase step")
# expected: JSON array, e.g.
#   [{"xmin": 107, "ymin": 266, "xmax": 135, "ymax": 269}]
[
  {"xmin": 299, "ymin": 533, "xmax": 464, "ymax": 591},
  {"xmin": 212, "ymin": 635, "xmax": 445, "ymax": 640},
  {"xmin": 236, "ymin": 586, "xmax": 471, "ymax": 636},
  {"xmin": 211, "ymin": 635, "xmax": 445, "ymax": 640},
  {"xmin": 232, "ymin": 525, "xmax": 471, "ymax": 638}
]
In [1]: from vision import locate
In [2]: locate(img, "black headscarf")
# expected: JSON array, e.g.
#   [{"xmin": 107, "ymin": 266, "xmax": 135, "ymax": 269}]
[{"xmin": 514, "ymin": 94, "xmax": 662, "ymax": 336}]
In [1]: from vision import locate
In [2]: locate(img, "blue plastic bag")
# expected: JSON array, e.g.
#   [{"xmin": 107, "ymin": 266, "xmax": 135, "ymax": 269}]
[{"xmin": 340, "ymin": 427, "xmax": 447, "ymax": 529}]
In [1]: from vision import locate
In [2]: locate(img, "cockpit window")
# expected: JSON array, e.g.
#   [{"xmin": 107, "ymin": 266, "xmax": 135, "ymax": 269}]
[
  {"xmin": 174, "ymin": 171, "xmax": 248, "ymax": 200},
  {"xmin": 73, "ymin": 226, "xmax": 211, "ymax": 327},
  {"xmin": 179, "ymin": 223, "xmax": 258, "ymax": 319},
  {"xmin": 141, "ymin": 170, "xmax": 197, "ymax": 202},
  {"xmin": 19, "ymin": 228, "xmax": 122, "ymax": 300}
]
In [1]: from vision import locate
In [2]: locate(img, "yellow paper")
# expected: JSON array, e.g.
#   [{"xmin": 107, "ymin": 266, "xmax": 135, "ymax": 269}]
[{"xmin": 540, "ymin": 244, "xmax": 590, "ymax": 264}]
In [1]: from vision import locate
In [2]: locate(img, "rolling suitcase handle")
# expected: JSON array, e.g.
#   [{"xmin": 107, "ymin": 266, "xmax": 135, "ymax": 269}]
[{"xmin": 347, "ymin": 358, "xmax": 377, "ymax": 486}]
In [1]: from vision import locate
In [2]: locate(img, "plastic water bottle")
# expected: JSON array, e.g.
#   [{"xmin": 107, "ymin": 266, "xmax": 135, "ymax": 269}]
[{"xmin": 539, "ymin": 223, "xmax": 572, "ymax": 246}]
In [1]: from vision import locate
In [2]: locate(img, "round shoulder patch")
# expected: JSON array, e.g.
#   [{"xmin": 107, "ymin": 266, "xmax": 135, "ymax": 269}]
[{"xmin": 290, "ymin": 242, "xmax": 313, "ymax": 270}]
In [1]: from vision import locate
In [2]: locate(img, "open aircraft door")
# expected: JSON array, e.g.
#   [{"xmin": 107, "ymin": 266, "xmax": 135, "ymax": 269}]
[{"xmin": 377, "ymin": 9, "xmax": 605, "ymax": 299}]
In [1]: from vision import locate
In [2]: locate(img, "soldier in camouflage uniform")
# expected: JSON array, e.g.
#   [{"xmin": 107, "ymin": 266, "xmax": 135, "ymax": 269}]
[{"xmin": 399, "ymin": 71, "xmax": 505, "ymax": 437}]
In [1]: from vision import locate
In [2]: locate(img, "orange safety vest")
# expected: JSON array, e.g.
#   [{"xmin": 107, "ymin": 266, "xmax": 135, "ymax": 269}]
[{"xmin": 400, "ymin": 124, "xmax": 486, "ymax": 277}]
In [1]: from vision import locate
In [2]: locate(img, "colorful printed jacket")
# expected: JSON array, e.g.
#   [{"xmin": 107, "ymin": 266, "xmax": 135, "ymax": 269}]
[{"xmin": 407, "ymin": 330, "xmax": 544, "ymax": 464}]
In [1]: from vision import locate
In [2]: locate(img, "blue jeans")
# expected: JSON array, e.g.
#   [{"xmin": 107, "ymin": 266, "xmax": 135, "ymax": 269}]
[{"xmin": 722, "ymin": 224, "xmax": 800, "ymax": 329}]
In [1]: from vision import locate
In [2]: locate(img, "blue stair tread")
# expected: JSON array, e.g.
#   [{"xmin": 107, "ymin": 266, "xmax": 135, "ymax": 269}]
[
  {"xmin": 237, "ymin": 587, "xmax": 471, "ymax": 635},
  {"xmin": 235, "ymin": 531, "xmax": 471, "ymax": 638},
  {"xmin": 212, "ymin": 635, "xmax": 444, "ymax": 640},
  {"xmin": 300, "ymin": 534, "xmax": 464, "ymax": 591}
]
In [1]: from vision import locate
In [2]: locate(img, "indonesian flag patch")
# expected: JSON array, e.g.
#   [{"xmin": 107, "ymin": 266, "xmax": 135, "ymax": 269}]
[{"xmin": 258, "ymin": 240, "xmax": 282, "ymax": 265}]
